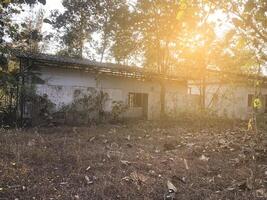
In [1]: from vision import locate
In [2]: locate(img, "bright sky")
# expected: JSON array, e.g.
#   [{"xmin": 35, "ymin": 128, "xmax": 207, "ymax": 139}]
[
  {"xmin": 35, "ymin": 0, "xmax": 64, "ymax": 33},
  {"xmin": 44, "ymin": 0, "xmax": 64, "ymax": 10},
  {"xmin": 15, "ymin": 0, "xmax": 64, "ymax": 38},
  {"xmin": 16, "ymin": 0, "xmax": 233, "ymax": 61},
  {"xmin": 31, "ymin": 0, "xmax": 232, "ymax": 37},
  {"xmin": 17, "ymin": 0, "xmax": 232, "ymax": 65},
  {"xmin": 13, "ymin": 0, "xmax": 266, "ymax": 73}
]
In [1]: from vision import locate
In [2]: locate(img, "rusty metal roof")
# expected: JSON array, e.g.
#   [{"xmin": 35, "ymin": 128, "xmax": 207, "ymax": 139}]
[
  {"xmin": 15, "ymin": 52, "xmax": 187, "ymax": 83},
  {"xmin": 14, "ymin": 51, "xmax": 267, "ymax": 84}
]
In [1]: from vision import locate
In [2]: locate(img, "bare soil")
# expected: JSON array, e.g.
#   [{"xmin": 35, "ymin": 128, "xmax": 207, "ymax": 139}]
[{"xmin": 0, "ymin": 121, "xmax": 266, "ymax": 200}]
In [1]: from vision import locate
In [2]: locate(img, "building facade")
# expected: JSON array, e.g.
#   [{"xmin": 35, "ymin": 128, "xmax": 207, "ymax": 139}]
[
  {"xmin": 16, "ymin": 53, "xmax": 188, "ymax": 122},
  {"xmin": 189, "ymin": 82, "xmax": 267, "ymax": 120}
]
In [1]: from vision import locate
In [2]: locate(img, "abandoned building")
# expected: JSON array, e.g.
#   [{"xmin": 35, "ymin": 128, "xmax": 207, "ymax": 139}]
[
  {"xmin": 11, "ymin": 52, "xmax": 267, "ymax": 124},
  {"xmin": 15, "ymin": 52, "xmax": 193, "ymax": 124}
]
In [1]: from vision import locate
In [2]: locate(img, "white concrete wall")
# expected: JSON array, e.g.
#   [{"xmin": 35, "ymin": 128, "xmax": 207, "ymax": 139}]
[
  {"xmin": 35, "ymin": 67, "xmax": 187, "ymax": 120},
  {"xmin": 204, "ymin": 83, "xmax": 267, "ymax": 120},
  {"xmin": 165, "ymin": 82, "xmax": 188, "ymax": 115}
]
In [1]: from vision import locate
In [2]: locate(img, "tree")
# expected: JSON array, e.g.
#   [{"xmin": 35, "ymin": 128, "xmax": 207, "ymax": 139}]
[
  {"xmin": 0, "ymin": 0, "xmax": 46, "ymax": 126},
  {"xmin": 209, "ymin": 0, "xmax": 266, "ymax": 63},
  {"xmin": 95, "ymin": 0, "xmax": 129, "ymax": 62},
  {"xmin": 48, "ymin": 0, "xmax": 132, "ymax": 61},
  {"xmin": 49, "ymin": 0, "xmax": 100, "ymax": 58},
  {"xmin": 111, "ymin": 0, "xmax": 218, "ymax": 115},
  {"xmin": 110, "ymin": 3, "xmax": 136, "ymax": 64},
  {"xmin": 0, "ymin": 0, "xmax": 46, "ymax": 68},
  {"xmin": 13, "ymin": 8, "xmax": 45, "ymax": 53}
]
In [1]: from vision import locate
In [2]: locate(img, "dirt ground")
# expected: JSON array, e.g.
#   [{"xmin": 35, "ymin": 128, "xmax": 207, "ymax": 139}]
[{"xmin": 0, "ymin": 120, "xmax": 266, "ymax": 200}]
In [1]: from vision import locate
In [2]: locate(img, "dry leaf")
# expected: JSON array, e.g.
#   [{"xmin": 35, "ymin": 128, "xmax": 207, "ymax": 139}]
[
  {"xmin": 167, "ymin": 180, "xmax": 177, "ymax": 193},
  {"xmin": 183, "ymin": 159, "xmax": 189, "ymax": 170}
]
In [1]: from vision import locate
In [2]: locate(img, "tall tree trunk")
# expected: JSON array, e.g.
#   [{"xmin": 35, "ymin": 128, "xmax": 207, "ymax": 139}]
[
  {"xmin": 78, "ymin": 10, "xmax": 85, "ymax": 58},
  {"xmin": 19, "ymin": 59, "xmax": 26, "ymax": 127},
  {"xmin": 159, "ymin": 41, "xmax": 170, "ymax": 118},
  {"xmin": 201, "ymin": 76, "xmax": 206, "ymax": 111},
  {"xmin": 200, "ymin": 65, "xmax": 206, "ymax": 111},
  {"xmin": 100, "ymin": 18, "xmax": 109, "ymax": 62},
  {"xmin": 78, "ymin": 42, "xmax": 83, "ymax": 58},
  {"xmin": 100, "ymin": 41, "xmax": 107, "ymax": 62},
  {"xmin": 160, "ymin": 80, "xmax": 166, "ymax": 118}
]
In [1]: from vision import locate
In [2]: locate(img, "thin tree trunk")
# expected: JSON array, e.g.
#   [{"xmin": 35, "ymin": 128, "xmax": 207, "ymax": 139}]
[
  {"xmin": 200, "ymin": 65, "xmax": 206, "ymax": 111},
  {"xmin": 100, "ymin": 18, "xmax": 109, "ymax": 62},
  {"xmin": 78, "ymin": 10, "xmax": 85, "ymax": 58},
  {"xmin": 160, "ymin": 80, "xmax": 166, "ymax": 118},
  {"xmin": 19, "ymin": 59, "xmax": 26, "ymax": 127},
  {"xmin": 202, "ymin": 76, "xmax": 206, "ymax": 111},
  {"xmin": 100, "ymin": 41, "xmax": 107, "ymax": 62}
]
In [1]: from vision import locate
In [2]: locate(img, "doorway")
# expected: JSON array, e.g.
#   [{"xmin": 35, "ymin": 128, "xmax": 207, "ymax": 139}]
[{"xmin": 128, "ymin": 92, "xmax": 148, "ymax": 119}]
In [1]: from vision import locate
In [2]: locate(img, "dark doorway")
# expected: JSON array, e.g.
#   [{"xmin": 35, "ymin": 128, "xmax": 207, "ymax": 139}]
[{"xmin": 128, "ymin": 93, "xmax": 148, "ymax": 119}]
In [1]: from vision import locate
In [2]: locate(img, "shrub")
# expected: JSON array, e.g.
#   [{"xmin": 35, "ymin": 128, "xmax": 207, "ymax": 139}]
[{"xmin": 111, "ymin": 101, "xmax": 128, "ymax": 122}]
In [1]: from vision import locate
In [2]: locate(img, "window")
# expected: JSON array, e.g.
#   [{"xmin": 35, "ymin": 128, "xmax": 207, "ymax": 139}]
[
  {"xmin": 248, "ymin": 94, "xmax": 254, "ymax": 107},
  {"xmin": 128, "ymin": 93, "xmax": 144, "ymax": 107}
]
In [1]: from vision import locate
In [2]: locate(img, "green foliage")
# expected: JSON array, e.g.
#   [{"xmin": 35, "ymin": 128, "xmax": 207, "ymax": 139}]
[
  {"xmin": 0, "ymin": 0, "xmax": 45, "ymax": 51},
  {"xmin": 48, "ymin": 0, "xmax": 101, "ymax": 58},
  {"xmin": 48, "ymin": 0, "xmax": 130, "ymax": 61},
  {"xmin": 0, "ymin": 58, "xmax": 43, "ymax": 127},
  {"xmin": 1, "ymin": 0, "xmax": 46, "ymax": 95},
  {"xmin": 96, "ymin": 0, "xmax": 129, "ymax": 62},
  {"xmin": 30, "ymin": 93, "xmax": 55, "ymax": 126},
  {"xmin": 214, "ymin": 0, "xmax": 266, "ymax": 63},
  {"xmin": 14, "ymin": 9, "xmax": 45, "ymax": 53},
  {"xmin": 61, "ymin": 89, "xmax": 109, "ymax": 124},
  {"xmin": 111, "ymin": 100, "xmax": 128, "ymax": 121},
  {"xmin": 109, "ymin": 2, "xmax": 136, "ymax": 64}
]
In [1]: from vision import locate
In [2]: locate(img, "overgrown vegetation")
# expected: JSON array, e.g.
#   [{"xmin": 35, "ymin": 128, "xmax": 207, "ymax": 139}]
[
  {"xmin": 53, "ymin": 89, "xmax": 128, "ymax": 125},
  {"xmin": 111, "ymin": 100, "xmax": 128, "ymax": 122},
  {"xmin": 59, "ymin": 89, "xmax": 109, "ymax": 125},
  {"xmin": 0, "ymin": 58, "xmax": 44, "ymax": 127}
]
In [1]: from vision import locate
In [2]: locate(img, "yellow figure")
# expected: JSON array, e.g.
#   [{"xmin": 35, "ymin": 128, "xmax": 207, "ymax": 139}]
[{"xmin": 253, "ymin": 98, "xmax": 262, "ymax": 109}]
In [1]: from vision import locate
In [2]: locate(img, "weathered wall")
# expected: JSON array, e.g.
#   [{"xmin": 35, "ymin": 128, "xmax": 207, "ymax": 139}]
[
  {"xmin": 165, "ymin": 82, "xmax": 189, "ymax": 115},
  {"xmin": 35, "ymin": 67, "xmax": 187, "ymax": 120},
  {"xmin": 204, "ymin": 83, "xmax": 267, "ymax": 120}
]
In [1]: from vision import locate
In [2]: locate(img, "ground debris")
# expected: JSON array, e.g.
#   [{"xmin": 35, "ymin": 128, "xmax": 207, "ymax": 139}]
[
  {"xmin": 183, "ymin": 159, "xmax": 189, "ymax": 170},
  {"xmin": 164, "ymin": 180, "xmax": 177, "ymax": 200},
  {"xmin": 120, "ymin": 160, "xmax": 131, "ymax": 165},
  {"xmin": 238, "ymin": 180, "xmax": 253, "ymax": 191},
  {"xmin": 84, "ymin": 175, "xmax": 94, "ymax": 185},
  {"xmin": 126, "ymin": 135, "xmax": 131, "ymax": 141},
  {"xmin": 89, "ymin": 136, "xmax": 95, "ymax": 142},
  {"xmin": 130, "ymin": 171, "xmax": 148, "ymax": 183},
  {"xmin": 167, "ymin": 180, "xmax": 177, "ymax": 193},
  {"xmin": 121, "ymin": 171, "xmax": 149, "ymax": 190},
  {"xmin": 0, "ymin": 121, "xmax": 265, "ymax": 199},
  {"xmin": 256, "ymin": 188, "xmax": 267, "ymax": 198},
  {"xmin": 199, "ymin": 154, "xmax": 209, "ymax": 161}
]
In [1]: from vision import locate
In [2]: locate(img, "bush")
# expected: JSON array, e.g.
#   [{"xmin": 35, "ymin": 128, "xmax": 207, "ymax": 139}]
[
  {"xmin": 60, "ymin": 89, "xmax": 109, "ymax": 125},
  {"xmin": 111, "ymin": 101, "xmax": 128, "ymax": 122}
]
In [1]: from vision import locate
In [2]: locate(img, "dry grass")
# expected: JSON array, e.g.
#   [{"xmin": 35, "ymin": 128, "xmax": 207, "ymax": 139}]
[{"xmin": 0, "ymin": 120, "xmax": 266, "ymax": 199}]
